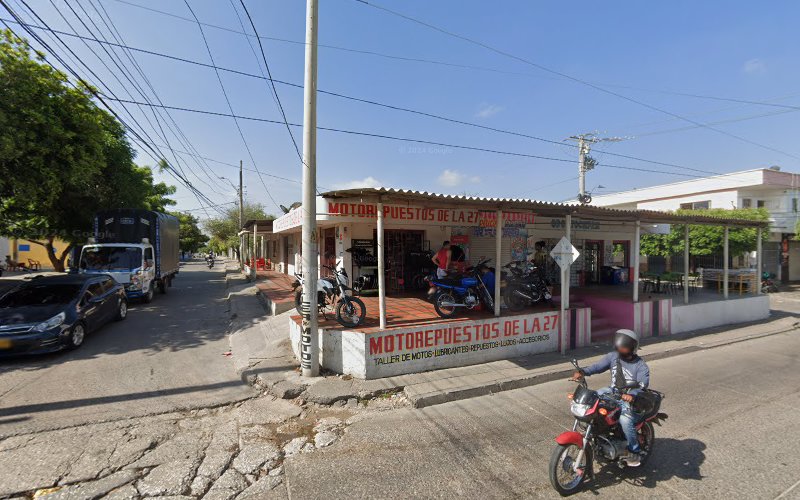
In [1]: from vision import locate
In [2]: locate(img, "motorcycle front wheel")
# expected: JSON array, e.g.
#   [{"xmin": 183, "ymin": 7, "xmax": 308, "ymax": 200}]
[
  {"xmin": 294, "ymin": 291, "xmax": 303, "ymax": 315},
  {"xmin": 336, "ymin": 297, "xmax": 366, "ymax": 328},
  {"xmin": 433, "ymin": 291, "xmax": 458, "ymax": 318},
  {"xmin": 549, "ymin": 443, "xmax": 589, "ymax": 496}
]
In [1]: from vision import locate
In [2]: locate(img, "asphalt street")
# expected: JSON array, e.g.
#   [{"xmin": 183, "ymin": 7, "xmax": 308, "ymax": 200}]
[
  {"xmin": 285, "ymin": 328, "xmax": 800, "ymax": 499},
  {"xmin": 0, "ymin": 261, "xmax": 256, "ymax": 437}
]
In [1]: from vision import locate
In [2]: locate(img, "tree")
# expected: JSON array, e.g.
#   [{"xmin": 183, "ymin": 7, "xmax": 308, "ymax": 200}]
[
  {"xmin": 204, "ymin": 202, "xmax": 272, "ymax": 258},
  {"xmin": 171, "ymin": 211, "xmax": 208, "ymax": 254},
  {"xmin": 640, "ymin": 209, "xmax": 770, "ymax": 266},
  {"xmin": 0, "ymin": 29, "xmax": 176, "ymax": 270}
]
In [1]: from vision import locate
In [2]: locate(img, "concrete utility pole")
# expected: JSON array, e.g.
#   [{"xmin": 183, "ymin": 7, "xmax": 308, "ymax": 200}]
[
  {"xmin": 569, "ymin": 133, "xmax": 624, "ymax": 205},
  {"xmin": 300, "ymin": 0, "xmax": 320, "ymax": 377},
  {"xmin": 239, "ymin": 160, "xmax": 244, "ymax": 266}
]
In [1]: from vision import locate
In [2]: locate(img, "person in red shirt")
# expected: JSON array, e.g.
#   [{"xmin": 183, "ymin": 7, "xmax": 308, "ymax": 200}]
[{"xmin": 432, "ymin": 241, "xmax": 451, "ymax": 279}]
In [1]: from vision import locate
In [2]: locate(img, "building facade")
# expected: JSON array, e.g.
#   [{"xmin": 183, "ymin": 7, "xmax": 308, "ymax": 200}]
[{"xmin": 592, "ymin": 168, "xmax": 799, "ymax": 280}]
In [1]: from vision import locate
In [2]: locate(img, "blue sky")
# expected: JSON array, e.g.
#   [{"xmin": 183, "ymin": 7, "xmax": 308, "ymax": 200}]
[{"xmin": 11, "ymin": 0, "xmax": 800, "ymax": 217}]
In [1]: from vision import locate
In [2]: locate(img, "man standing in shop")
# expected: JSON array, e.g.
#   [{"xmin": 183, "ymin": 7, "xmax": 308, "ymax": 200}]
[{"xmin": 432, "ymin": 241, "xmax": 451, "ymax": 279}]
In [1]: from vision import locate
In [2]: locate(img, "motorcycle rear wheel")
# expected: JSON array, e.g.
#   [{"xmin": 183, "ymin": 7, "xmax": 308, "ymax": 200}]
[
  {"xmin": 504, "ymin": 284, "xmax": 529, "ymax": 312},
  {"xmin": 549, "ymin": 443, "xmax": 589, "ymax": 496},
  {"xmin": 636, "ymin": 422, "xmax": 655, "ymax": 468},
  {"xmin": 433, "ymin": 291, "xmax": 458, "ymax": 318}
]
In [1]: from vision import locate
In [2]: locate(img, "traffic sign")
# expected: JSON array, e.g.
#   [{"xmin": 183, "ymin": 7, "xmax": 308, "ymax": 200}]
[{"xmin": 550, "ymin": 236, "xmax": 580, "ymax": 269}]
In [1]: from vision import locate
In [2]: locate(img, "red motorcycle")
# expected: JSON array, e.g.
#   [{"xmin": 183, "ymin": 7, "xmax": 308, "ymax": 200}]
[{"xmin": 549, "ymin": 359, "xmax": 668, "ymax": 496}]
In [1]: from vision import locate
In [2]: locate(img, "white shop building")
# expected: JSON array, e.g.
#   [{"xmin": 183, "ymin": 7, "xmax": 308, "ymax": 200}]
[{"xmin": 271, "ymin": 188, "xmax": 769, "ymax": 379}]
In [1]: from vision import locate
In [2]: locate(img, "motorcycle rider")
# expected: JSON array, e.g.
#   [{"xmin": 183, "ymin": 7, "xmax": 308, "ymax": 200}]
[{"xmin": 571, "ymin": 329, "xmax": 650, "ymax": 467}]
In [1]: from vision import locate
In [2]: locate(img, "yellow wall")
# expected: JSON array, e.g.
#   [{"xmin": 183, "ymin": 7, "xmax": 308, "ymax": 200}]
[{"xmin": 12, "ymin": 238, "xmax": 70, "ymax": 270}]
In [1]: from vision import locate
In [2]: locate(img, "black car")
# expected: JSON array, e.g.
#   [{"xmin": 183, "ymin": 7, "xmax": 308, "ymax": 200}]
[{"xmin": 0, "ymin": 274, "xmax": 127, "ymax": 355}]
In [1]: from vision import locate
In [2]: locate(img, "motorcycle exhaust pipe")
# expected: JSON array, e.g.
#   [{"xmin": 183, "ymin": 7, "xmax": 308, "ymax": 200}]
[
  {"xmin": 513, "ymin": 290, "xmax": 534, "ymax": 300},
  {"xmin": 440, "ymin": 302, "xmax": 468, "ymax": 308}
]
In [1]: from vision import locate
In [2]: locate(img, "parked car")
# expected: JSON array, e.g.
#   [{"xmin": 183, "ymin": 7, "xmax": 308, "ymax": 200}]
[{"xmin": 0, "ymin": 274, "xmax": 127, "ymax": 355}]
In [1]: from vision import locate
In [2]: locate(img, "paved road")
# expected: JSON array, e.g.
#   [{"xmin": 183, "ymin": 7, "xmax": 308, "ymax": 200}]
[
  {"xmin": 286, "ymin": 329, "xmax": 800, "ymax": 499},
  {"xmin": 0, "ymin": 261, "xmax": 256, "ymax": 436}
]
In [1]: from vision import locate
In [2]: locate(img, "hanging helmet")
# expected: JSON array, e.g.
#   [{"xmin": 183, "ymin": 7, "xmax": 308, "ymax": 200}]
[{"xmin": 613, "ymin": 329, "xmax": 639, "ymax": 354}]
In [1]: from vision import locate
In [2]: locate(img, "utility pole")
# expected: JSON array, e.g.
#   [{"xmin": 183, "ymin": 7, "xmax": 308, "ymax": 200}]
[
  {"xmin": 568, "ymin": 133, "xmax": 624, "ymax": 205},
  {"xmin": 300, "ymin": 0, "xmax": 320, "ymax": 377},
  {"xmin": 239, "ymin": 160, "xmax": 244, "ymax": 267}
]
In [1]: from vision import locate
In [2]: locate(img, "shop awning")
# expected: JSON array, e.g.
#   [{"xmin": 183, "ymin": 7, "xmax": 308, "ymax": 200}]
[{"xmin": 318, "ymin": 187, "xmax": 766, "ymax": 228}]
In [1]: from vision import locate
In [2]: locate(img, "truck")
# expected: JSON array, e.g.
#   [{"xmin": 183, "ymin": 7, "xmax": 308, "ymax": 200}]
[{"xmin": 79, "ymin": 210, "xmax": 180, "ymax": 302}]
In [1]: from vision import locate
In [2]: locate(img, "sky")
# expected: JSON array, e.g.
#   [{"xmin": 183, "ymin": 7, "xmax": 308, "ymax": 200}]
[{"xmin": 7, "ymin": 0, "xmax": 800, "ymax": 219}]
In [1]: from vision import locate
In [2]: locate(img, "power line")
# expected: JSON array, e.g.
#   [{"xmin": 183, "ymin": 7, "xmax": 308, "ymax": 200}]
[
  {"xmin": 352, "ymin": 0, "xmax": 800, "ymax": 162},
  {"xmin": 85, "ymin": 0, "xmax": 230, "ymax": 199},
  {"xmin": 102, "ymin": 97, "xmax": 718, "ymax": 180},
  {"xmin": 182, "ymin": 0, "xmax": 281, "ymax": 211},
  {"xmin": 51, "ymin": 0, "xmax": 224, "ymax": 201},
  {"xmin": 105, "ymin": 0, "xmax": 800, "ymax": 115},
  {"xmin": 235, "ymin": 0, "xmax": 304, "ymax": 165},
  {"xmin": 1, "ymin": 1, "xmax": 222, "ymax": 218},
  {"xmin": 7, "ymin": 17, "xmax": 788, "ymax": 179}
]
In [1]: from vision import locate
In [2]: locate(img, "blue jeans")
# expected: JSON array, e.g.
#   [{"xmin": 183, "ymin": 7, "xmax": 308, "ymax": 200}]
[{"xmin": 598, "ymin": 387, "xmax": 641, "ymax": 453}]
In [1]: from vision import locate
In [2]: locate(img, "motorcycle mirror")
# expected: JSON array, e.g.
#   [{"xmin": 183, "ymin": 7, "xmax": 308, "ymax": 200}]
[{"xmin": 570, "ymin": 358, "xmax": 579, "ymax": 369}]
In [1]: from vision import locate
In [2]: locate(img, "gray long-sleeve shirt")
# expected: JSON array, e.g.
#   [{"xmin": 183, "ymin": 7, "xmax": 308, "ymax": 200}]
[{"xmin": 582, "ymin": 352, "xmax": 650, "ymax": 395}]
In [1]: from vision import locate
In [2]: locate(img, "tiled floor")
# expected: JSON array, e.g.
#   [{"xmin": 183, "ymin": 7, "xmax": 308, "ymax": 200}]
[
  {"xmin": 286, "ymin": 293, "xmax": 557, "ymax": 334},
  {"xmin": 254, "ymin": 270, "xmax": 297, "ymax": 304}
]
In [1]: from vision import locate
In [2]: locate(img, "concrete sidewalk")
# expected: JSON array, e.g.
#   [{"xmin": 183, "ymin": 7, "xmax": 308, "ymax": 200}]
[{"xmin": 229, "ymin": 265, "xmax": 798, "ymax": 409}]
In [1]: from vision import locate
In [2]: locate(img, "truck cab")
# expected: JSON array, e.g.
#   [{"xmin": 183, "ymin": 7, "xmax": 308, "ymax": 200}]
[{"xmin": 79, "ymin": 241, "xmax": 157, "ymax": 302}]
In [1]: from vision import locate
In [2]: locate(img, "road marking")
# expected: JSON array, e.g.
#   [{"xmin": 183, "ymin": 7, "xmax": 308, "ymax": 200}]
[{"xmin": 775, "ymin": 477, "xmax": 800, "ymax": 499}]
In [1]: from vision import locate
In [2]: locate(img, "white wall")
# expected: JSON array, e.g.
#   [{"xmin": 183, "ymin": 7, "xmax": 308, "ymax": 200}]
[
  {"xmin": 636, "ymin": 190, "xmax": 739, "ymax": 212},
  {"xmin": 0, "ymin": 238, "xmax": 9, "ymax": 261},
  {"xmin": 670, "ymin": 295, "xmax": 769, "ymax": 334}
]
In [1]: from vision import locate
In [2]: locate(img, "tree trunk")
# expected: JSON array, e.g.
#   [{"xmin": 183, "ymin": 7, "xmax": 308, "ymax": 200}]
[{"xmin": 29, "ymin": 237, "xmax": 74, "ymax": 272}]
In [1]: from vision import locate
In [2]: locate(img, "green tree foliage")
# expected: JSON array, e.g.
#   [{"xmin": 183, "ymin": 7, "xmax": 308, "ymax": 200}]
[
  {"xmin": 640, "ymin": 208, "xmax": 770, "ymax": 258},
  {"xmin": 170, "ymin": 211, "xmax": 208, "ymax": 254},
  {"xmin": 204, "ymin": 202, "xmax": 271, "ymax": 257},
  {"xmin": 0, "ymin": 30, "xmax": 176, "ymax": 270}
]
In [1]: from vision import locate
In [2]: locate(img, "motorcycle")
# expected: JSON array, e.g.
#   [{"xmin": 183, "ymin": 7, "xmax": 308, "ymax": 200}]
[
  {"xmin": 761, "ymin": 272, "xmax": 778, "ymax": 293},
  {"xmin": 206, "ymin": 256, "xmax": 214, "ymax": 268},
  {"xmin": 501, "ymin": 260, "xmax": 553, "ymax": 311},
  {"xmin": 427, "ymin": 258, "xmax": 495, "ymax": 318},
  {"xmin": 292, "ymin": 265, "xmax": 367, "ymax": 328},
  {"xmin": 549, "ymin": 359, "xmax": 668, "ymax": 496}
]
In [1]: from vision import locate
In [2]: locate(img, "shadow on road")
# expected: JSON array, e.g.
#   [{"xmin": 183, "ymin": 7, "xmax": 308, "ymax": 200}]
[
  {"xmin": 0, "ymin": 264, "xmax": 233, "ymax": 373},
  {"xmin": 587, "ymin": 437, "xmax": 706, "ymax": 493}
]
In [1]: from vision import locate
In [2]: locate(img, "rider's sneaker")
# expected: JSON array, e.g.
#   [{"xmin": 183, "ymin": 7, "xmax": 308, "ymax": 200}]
[{"xmin": 622, "ymin": 450, "xmax": 642, "ymax": 467}]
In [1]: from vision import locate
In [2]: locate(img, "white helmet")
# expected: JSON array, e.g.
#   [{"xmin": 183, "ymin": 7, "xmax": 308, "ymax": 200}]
[{"xmin": 613, "ymin": 329, "xmax": 639, "ymax": 353}]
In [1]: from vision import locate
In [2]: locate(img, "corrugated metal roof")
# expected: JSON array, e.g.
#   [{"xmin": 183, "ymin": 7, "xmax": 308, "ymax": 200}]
[{"xmin": 319, "ymin": 187, "xmax": 767, "ymax": 228}]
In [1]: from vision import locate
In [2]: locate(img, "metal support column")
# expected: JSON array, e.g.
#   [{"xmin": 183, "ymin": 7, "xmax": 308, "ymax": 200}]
[
  {"xmin": 757, "ymin": 227, "xmax": 763, "ymax": 295},
  {"xmin": 633, "ymin": 221, "xmax": 641, "ymax": 303},
  {"xmin": 683, "ymin": 225, "xmax": 690, "ymax": 305},
  {"xmin": 494, "ymin": 209, "xmax": 502, "ymax": 316},
  {"xmin": 723, "ymin": 226, "xmax": 729, "ymax": 299},
  {"xmin": 377, "ymin": 201, "xmax": 387, "ymax": 329}
]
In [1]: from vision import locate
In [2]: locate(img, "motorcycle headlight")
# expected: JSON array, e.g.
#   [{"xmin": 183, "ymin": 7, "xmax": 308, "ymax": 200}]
[
  {"xmin": 570, "ymin": 402, "xmax": 592, "ymax": 418},
  {"xmin": 33, "ymin": 312, "xmax": 66, "ymax": 332}
]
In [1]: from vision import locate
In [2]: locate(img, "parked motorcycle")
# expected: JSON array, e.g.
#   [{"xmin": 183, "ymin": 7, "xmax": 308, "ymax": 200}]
[
  {"xmin": 502, "ymin": 260, "xmax": 553, "ymax": 311},
  {"xmin": 549, "ymin": 358, "xmax": 668, "ymax": 496},
  {"xmin": 427, "ymin": 258, "xmax": 495, "ymax": 318},
  {"xmin": 761, "ymin": 272, "xmax": 778, "ymax": 293},
  {"xmin": 292, "ymin": 265, "xmax": 367, "ymax": 328}
]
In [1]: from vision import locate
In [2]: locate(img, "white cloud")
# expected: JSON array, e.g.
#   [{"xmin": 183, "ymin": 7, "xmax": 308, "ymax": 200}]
[
  {"xmin": 437, "ymin": 169, "xmax": 481, "ymax": 187},
  {"xmin": 743, "ymin": 58, "xmax": 766, "ymax": 74},
  {"xmin": 332, "ymin": 176, "xmax": 383, "ymax": 189},
  {"xmin": 475, "ymin": 103, "xmax": 503, "ymax": 119}
]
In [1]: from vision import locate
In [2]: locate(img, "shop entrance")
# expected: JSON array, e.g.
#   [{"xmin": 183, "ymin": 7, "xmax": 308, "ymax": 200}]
[
  {"xmin": 584, "ymin": 240, "xmax": 603, "ymax": 284},
  {"xmin": 374, "ymin": 229, "xmax": 426, "ymax": 293}
]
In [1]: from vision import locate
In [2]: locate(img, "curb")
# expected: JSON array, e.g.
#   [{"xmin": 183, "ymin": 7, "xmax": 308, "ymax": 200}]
[{"xmin": 406, "ymin": 320, "xmax": 799, "ymax": 409}]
